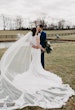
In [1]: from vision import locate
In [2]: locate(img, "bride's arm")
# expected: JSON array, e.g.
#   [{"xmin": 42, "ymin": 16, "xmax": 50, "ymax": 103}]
[{"xmin": 32, "ymin": 45, "xmax": 39, "ymax": 49}]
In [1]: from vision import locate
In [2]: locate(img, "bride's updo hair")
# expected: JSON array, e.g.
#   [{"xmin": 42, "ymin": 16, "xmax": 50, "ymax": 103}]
[{"xmin": 31, "ymin": 28, "xmax": 36, "ymax": 36}]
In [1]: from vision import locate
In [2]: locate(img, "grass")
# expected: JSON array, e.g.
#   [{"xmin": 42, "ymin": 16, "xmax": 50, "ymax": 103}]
[
  {"xmin": 47, "ymin": 34, "xmax": 75, "ymax": 40},
  {"xmin": 45, "ymin": 42, "xmax": 75, "ymax": 90},
  {"xmin": 0, "ymin": 48, "xmax": 7, "ymax": 59},
  {"xmin": 0, "ymin": 30, "xmax": 29, "ymax": 35},
  {"xmin": 0, "ymin": 42, "xmax": 75, "ymax": 110},
  {"xmin": 0, "ymin": 30, "xmax": 75, "ymax": 40},
  {"xmin": 58, "ymin": 35, "xmax": 75, "ymax": 40},
  {"xmin": 0, "ymin": 30, "xmax": 75, "ymax": 35}
]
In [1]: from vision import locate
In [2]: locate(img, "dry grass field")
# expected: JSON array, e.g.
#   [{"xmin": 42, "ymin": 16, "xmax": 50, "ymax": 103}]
[
  {"xmin": 0, "ymin": 30, "xmax": 75, "ymax": 35},
  {"xmin": 0, "ymin": 41, "xmax": 75, "ymax": 110},
  {"xmin": 0, "ymin": 30, "xmax": 75, "ymax": 42}
]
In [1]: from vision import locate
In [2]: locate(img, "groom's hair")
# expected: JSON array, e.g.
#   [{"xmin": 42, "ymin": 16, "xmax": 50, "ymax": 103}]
[{"xmin": 39, "ymin": 24, "xmax": 43, "ymax": 28}]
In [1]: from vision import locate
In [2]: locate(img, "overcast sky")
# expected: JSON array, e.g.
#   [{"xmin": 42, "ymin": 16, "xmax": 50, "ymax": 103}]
[{"xmin": 0, "ymin": 0, "xmax": 75, "ymax": 24}]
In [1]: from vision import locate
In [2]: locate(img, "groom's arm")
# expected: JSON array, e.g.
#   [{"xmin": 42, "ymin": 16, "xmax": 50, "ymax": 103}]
[
  {"xmin": 40, "ymin": 32, "xmax": 47, "ymax": 52},
  {"xmin": 43, "ymin": 32, "xmax": 47, "ymax": 48}
]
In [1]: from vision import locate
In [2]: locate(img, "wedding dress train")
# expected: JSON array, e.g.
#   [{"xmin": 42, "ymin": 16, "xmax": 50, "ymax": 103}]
[{"xmin": 0, "ymin": 32, "xmax": 74, "ymax": 110}]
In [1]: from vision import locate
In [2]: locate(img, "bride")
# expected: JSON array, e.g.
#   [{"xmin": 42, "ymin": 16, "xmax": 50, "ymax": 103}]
[{"xmin": 0, "ymin": 26, "xmax": 75, "ymax": 110}]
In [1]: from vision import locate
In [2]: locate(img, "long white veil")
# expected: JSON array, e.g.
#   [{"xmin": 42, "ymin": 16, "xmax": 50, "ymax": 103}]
[{"xmin": 0, "ymin": 32, "xmax": 32, "ymax": 108}]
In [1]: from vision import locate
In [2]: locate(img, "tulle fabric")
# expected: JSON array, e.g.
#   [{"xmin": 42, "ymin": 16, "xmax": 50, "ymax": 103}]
[
  {"xmin": 0, "ymin": 32, "xmax": 32, "ymax": 109},
  {"xmin": 0, "ymin": 32, "xmax": 75, "ymax": 110}
]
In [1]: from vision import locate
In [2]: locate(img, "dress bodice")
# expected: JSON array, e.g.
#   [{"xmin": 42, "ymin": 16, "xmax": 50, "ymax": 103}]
[
  {"xmin": 31, "ymin": 36, "xmax": 37, "ymax": 45},
  {"xmin": 30, "ymin": 34, "xmax": 40, "ymax": 46}
]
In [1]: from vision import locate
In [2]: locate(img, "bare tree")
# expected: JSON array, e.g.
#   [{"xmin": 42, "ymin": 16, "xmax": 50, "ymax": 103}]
[
  {"xmin": 58, "ymin": 20, "xmax": 65, "ymax": 29},
  {"xmin": 33, "ymin": 18, "xmax": 47, "ymax": 29},
  {"xmin": 2, "ymin": 15, "xmax": 6, "ymax": 30},
  {"xmin": 66, "ymin": 25, "xmax": 70, "ymax": 29},
  {"xmin": 15, "ymin": 16, "xmax": 23, "ymax": 29},
  {"xmin": 5, "ymin": 17, "xmax": 12, "ymax": 30},
  {"xmin": 72, "ymin": 25, "xmax": 75, "ymax": 29},
  {"xmin": 39, "ymin": 19, "xmax": 47, "ymax": 28}
]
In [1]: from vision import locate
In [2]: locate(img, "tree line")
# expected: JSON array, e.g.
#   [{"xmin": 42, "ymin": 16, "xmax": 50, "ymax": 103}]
[{"xmin": 0, "ymin": 15, "xmax": 75, "ymax": 30}]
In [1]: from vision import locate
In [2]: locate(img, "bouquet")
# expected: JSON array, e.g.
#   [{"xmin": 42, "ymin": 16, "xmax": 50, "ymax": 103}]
[{"xmin": 44, "ymin": 40, "xmax": 52, "ymax": 54}]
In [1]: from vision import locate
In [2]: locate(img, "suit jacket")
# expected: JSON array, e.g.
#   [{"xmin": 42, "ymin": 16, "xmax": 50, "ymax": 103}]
[{"xmin": 40, "ymin": 31, "xmax": 47, "ymax": 48}]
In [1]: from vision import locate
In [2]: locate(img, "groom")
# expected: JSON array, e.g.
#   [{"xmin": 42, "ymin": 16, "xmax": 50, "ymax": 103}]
[{"xmin": 37, "ymin": 25, "xmax": 47, "ymax": 68}]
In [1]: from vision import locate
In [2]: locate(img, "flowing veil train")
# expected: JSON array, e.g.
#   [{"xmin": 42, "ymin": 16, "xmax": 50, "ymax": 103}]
[
  {"xmin": 0, "ymin": 32, "xmax": 32, "ymax": 109},
  {"xmin": 0, "ymin": 32, "xmax": 75, "ymax": 110}
]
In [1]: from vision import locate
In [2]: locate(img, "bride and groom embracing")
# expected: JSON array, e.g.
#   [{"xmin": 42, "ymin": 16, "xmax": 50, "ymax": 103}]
[
  {"xmin": 31, "ymin": 24, "xmax": 46, "ymax": 68},
  {"xmin": 0, "ymin": 24, "xmax": 75, "ymax": 110}
]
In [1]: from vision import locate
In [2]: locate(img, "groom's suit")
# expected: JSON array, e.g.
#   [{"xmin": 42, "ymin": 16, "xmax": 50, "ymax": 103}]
[{"xmin": 40, "ymin": 31, "xmax": 47, "ymax": 68}]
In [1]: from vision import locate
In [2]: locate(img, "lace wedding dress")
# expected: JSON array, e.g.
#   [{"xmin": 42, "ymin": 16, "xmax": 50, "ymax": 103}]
[{"xmin": 0, "ymin": 32, "xmax": 75, "ymax": 110}]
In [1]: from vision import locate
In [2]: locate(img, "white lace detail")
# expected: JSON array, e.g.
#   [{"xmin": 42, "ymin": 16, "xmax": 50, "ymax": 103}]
[{"xmin": 30, "ymin": 34, "xmax": 40, "ymax": 46}]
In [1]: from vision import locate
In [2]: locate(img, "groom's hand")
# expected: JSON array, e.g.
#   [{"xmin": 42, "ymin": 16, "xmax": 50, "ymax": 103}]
[
  {"xmin": 40, "ymin": 45, "xmax": 46, "ymax": 52},
  {"xmin": 42, "ymin": 48, "xmax": 46, "ymax": 52}
]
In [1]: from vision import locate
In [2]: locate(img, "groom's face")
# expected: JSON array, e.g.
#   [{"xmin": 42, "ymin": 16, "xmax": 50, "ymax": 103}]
[{"xmin": 37, "ymin": 26, "xmax": 42, "ymax": 33}]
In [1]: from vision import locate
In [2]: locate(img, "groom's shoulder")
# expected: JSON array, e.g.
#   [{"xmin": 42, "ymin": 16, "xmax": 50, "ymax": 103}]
[{"xmin": 42, "ymin": 31, "xmax": 46, "ymax": 35}]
